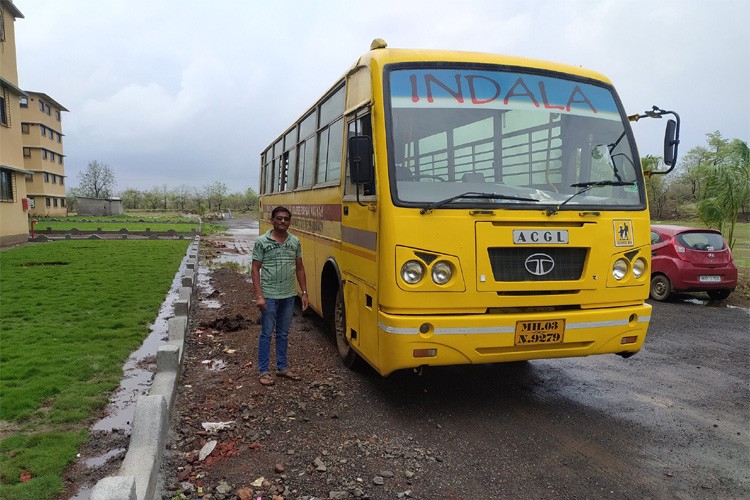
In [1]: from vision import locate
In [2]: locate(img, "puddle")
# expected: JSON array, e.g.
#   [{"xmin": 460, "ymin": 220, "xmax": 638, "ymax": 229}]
[
  {"xmin": 91, "ymin": 250, "xmax": 191, "ymax": 432},
  {"xmin": 85, "ymin": 448, "xmax": 127, "ymax": 468},
  {"xmin": 216, "ymin": 252, "xmax": 252, "ymax": 267}
]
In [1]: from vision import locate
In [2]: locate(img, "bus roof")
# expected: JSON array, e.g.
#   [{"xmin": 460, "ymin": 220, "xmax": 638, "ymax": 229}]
[{"xmin": 352, "ymin": 43, "xmax": 613, "ymax": 85}]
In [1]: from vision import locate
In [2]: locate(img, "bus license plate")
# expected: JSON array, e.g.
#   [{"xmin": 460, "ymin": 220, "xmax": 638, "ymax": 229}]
[
  {"xmin": 699, "ymin": 275, "xmax": 721, "ymax": 283},
  {"xmin": 515, "ymin": 319, "xmax": 565, "ymax": 346}
]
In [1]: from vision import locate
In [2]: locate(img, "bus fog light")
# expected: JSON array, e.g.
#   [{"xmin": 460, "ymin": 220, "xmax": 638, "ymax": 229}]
[
  {"xmin": 621, "ymin": 335, "xmax": 638, "ymax": 345},
  {"xmin": 632, "ymin": 257, "xmax": 647, "ymax": 278},
  {"xmin": 413, "ymin": 348, "xmax": 437, "ymax": 358},
  {"xmin": 431, "ymin": 261, "xmax": 453, "ymax": 284},
  {"xmin": 612, "ymin": 258, "xmax": 628, "ymax": 280},
  {"xmin": 401, "ymin": 260, "xmax": 425, "ymax": 284}
]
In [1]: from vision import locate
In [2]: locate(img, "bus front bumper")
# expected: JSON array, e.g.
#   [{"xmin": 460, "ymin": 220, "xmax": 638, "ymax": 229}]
[{"xmin": 374, "ymin": 303, "xmax": 651, "ymax": 376}]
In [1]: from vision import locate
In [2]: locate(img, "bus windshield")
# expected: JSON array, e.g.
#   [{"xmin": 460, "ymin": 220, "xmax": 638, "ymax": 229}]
[{"xmin": 387, "ymin": 66, "xmax": 643, "ymax": 211}]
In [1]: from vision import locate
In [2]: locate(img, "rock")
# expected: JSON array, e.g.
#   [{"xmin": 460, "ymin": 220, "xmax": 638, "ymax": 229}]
[
  {"xmin": 380, "ymin": 470, "xmax": 394, "ymax": 477},
  {"xmin": 372, "ymin": 475, "xmax": 385, "ymax": 485},
  {"xmin": 405, "ymin": 470, "xmax": 415, "ymax": 479},
  {"xmin": 199, "ymin": 440, "xmax": 217, "ymax": 460},
  {"xmin": 329, "ymin": 491, "xmax": 349, "ymax": 499},
  {"xmin": 274, "ymin": 463, "xmax": 285, "ymax": 473},
  {"xmin": 236, "ymin": 488, "xmax": 254, "ymax": 500},
  {"xmin": 216, "ymin": 481, "xmax": 232, "ymax": 494},
  {"xmin": 314, "ymin": 457, "xmax": 327, "ymax": 472}
]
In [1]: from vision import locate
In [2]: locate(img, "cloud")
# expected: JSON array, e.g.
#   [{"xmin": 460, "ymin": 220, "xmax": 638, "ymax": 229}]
[{"xmin": 12, "ymin": 0, "xmax": 750, "ymax": 192}]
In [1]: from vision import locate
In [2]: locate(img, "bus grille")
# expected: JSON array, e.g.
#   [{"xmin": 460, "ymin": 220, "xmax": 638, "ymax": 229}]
[{"xmin": 488, "ymin": 247, "xmax": 587, "ymax": 281}]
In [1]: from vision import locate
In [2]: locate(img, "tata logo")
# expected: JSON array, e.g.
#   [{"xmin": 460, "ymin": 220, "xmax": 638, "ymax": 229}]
[{"xmin": 525, "ymin": 253, "xmax": 555, "ymax": 276}]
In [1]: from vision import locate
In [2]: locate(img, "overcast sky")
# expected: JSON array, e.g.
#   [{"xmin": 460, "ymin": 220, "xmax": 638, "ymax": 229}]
[{"xmin": 13, "ymin": 0, "xmax": 750, "ymax": 193}]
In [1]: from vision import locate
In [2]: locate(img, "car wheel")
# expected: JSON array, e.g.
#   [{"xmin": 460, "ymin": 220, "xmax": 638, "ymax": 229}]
[
  {"xmin": 650, "ymin": 274, "xmax": 672, "ymax": 301},
  {"xmin": 707, "ymin": 289, "xmax": 732, "ymax": 301},
  {"xmin": 334, "ymin": 287, "xmax": 361, "ymax": 368}
]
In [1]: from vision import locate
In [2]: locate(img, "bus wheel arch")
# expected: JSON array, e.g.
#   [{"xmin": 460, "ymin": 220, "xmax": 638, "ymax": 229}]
[
  {"xmin": 334, "ymin": 286, "xmax": 361, "ymax": 368},
  {"xmin": 321, "ymin": 259, "xmax": 341, "ymax": 331}
]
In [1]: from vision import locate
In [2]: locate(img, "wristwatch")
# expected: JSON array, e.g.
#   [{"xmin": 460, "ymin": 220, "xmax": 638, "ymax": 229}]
[{"xmin": 302, "ymin": 291, "xmax": 308, "ymax": 295}]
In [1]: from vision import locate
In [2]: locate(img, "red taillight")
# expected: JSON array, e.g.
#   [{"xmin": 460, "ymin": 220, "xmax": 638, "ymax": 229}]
[{"xmin": 672, "ymin": 240, "xmax": 689, "ymax": 261}]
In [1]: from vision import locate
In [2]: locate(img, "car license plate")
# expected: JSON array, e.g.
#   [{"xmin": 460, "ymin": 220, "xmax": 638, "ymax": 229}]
[
  {"xmin": 699, "ymin": 275, "xmax": 721, "ymax": 283},
  {"xmin": 515, "ymin": 319, "xmax": 565, "ymax": 346}
]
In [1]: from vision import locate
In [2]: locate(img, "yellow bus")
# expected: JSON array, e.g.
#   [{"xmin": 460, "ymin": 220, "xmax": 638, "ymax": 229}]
[{"xmin": 258, "ymin": 40, "xmax": 679, "ymax": 376}]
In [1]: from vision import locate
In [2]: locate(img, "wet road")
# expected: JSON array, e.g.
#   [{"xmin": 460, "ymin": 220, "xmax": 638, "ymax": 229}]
[
  {"xmin": 359, "ymin": 298, "xmax": 749, "ymax": 498},
  {"xmin": 211, "ymin": 217, "xmax": 750, "ymax": 498}
]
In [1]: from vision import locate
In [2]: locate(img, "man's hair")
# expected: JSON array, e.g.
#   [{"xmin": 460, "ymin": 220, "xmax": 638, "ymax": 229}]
[{"xmin": 271, "ymin": 206, "xmax": 291, "ymax": 219}]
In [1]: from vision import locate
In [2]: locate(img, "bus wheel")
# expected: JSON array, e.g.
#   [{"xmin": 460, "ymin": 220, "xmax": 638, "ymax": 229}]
[{"xmin": 335, "ymin": 287, "xmax": 360, "ymax": 368}]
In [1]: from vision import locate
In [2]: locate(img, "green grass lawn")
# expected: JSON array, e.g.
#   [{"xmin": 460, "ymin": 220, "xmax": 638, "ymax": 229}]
[{"xmin": 0, "ymin": 239, "xmax": 190, "ymax": 499}]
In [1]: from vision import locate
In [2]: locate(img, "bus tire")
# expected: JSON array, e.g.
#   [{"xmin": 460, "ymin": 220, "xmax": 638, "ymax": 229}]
[{"xmin": 335, "ymin": 287, "xmax": 361, "ymax": 368}]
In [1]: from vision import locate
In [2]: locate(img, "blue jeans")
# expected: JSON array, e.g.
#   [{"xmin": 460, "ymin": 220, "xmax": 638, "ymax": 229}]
[{"xmin": 258, "ymin": 296, "xmax": 295, "ymax": 374}]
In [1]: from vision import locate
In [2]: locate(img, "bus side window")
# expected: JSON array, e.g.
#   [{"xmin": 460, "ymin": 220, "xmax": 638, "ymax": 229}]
[{"xmin": 345, "ymin": 113, "xmax": 375, "ymax": 196}]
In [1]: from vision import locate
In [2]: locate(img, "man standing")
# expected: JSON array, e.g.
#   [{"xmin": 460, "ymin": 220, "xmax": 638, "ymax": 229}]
[{"xmin": 251, "ymin": 206, "xmax": 309, "ymax": 386}]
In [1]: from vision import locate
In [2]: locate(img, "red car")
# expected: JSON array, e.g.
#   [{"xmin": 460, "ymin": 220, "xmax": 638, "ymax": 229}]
[{"xmin": 650, "ymin": 225, "xmax": 737, "ymax": 301}]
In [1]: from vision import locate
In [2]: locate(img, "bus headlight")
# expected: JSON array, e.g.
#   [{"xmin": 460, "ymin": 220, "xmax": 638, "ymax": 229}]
[
  {"xmin": 431, "ymin": 261, "xmax": 453, "ymax": 285},
  {"xmin": 632, "ymin": 257, "xmax": 647, "ymax": 279},
  {"xmin": 612, "ymin": 258, "xmax": 628, "ymax": 280},
  {"xmin": 401, "ymin": 260, "xmax": 425, "ymax": 284}
]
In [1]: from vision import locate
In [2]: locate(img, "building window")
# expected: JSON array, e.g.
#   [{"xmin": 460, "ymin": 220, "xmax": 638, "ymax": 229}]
[
  {"xmin": 53, "ymin": 198, "xmax": 58, "ymax": 207},
  {"xmin": 23, "ymin": 147, "xmax": 31, "ymax": 158},
  {"xmin": 21, "ymin": 123, "xmax": 30, "ymax": 134},
  {"xmin": 1, "ymin": 169, "xmax": 14, "ymax": 201},
  {"xmin": 0, "ymin": 94, "xmax": 7, "ymax": 126},
  {"xmin": 39, "ymin": 100, "xmax": 45, "ymax": 112},
  {"xmin": 29, "ymin": 197, "xmax": 35, "ymax": 208},
  {"xmin": 57, "ymin": 133, "xmax": 62, "ymax": 143},
  {"xmin": 60, "ymin": 176, "xmax": 64, "ymax": 186},
  {"xmin": 51, "ymin": 174, "xmax": 57, "ymax": 184},
  {"xmin": 41, "ymin": 125, "xmax": 46, "ymax": 137},
  {"xmin": 44, "ymin": 172, "xmax": 49, "ymax": 182},
  {"xmin": 45, "ymin": 104, "xmax": 51, "ymax": 115},
  {"xmin": 56, "ymin": 110, "xmax": 61, "ymax": 121},
  {"xmin": 61, "ymin": 198, "xmax": 66, "ymax": 207},
  {"xmin": 46, "ymin": 197, "xmax": 51, "ymax": 207},
  {"xmin": 50, "ymin": 152, "xmax": 55, "ymax": 162},
  {"xmin": 19, "ymin": 96, "xmax": 28, "ymax": 107},
  {"xmin": 59, "ymin": 156, "xmax": 64, "ymax": 165},
  {"xmin": 42, "ymin": 150, "xmax": 48, "ymax": 160}
]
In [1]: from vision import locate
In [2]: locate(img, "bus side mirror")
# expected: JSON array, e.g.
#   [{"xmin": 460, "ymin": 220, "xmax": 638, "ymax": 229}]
[
  {"xmin": 348, "ymin": 136, "xmax": 374, "ymax": 185},
  {"xmin": 663, "ymin": 119, "xmax": 679, "ymax": 168}
]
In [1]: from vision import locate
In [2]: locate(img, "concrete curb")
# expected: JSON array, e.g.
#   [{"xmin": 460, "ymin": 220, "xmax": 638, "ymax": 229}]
[{"xmin": 91, "ymin": 237, "xmax": 200, "ymax": 500}]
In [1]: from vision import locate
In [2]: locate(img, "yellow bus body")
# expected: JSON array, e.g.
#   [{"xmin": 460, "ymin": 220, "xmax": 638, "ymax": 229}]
[{"xmin": 259, "ymin": 44, "xmax": 653, "ymax": 375}]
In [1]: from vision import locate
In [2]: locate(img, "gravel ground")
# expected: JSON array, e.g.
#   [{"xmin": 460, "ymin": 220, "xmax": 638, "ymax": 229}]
[{"xmin": 158, "ymin": 262, "xmax": 453, "ymax": 499}]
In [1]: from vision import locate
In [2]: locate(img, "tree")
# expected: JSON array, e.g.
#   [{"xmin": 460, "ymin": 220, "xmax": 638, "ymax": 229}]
[
  {"xmin": 119, "ymin": 188, "xmax": 142, "ymax": 209},
  {"xmin": 243, "ymin": 187, "xmax": 259, "ymax": 212},
  {"xmin": 693, "ymin": 134, "xmax": 749, "ymax": 247},
  {"xmin": 643, "ymin": 156, "xmax": 671, "ymax": 220},
  {"xmin": 78, "ymin": 160, "xmax": 116, "ymax": 198},
  {"xmin": 173, "ymin": 185, "xmax": 193, "ymax": 211},
  {"xmin": 206, "ymin": 181, "xmax": 228, "ymax": 212}
]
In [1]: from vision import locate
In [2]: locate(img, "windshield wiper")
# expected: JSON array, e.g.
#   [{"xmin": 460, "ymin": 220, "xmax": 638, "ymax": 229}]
[
  {"xmin": 545, "ymin": 180, "xmax": 635, "ymax": 216},
  {"xmin": 420, "ymin": 191, "xmax": 537, "ymax": 215}
]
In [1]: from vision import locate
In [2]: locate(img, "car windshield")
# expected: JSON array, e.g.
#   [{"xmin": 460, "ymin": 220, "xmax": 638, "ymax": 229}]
[{"xmin": 387, "ymin": 66, "xmax": 644, "ymax": 211}]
